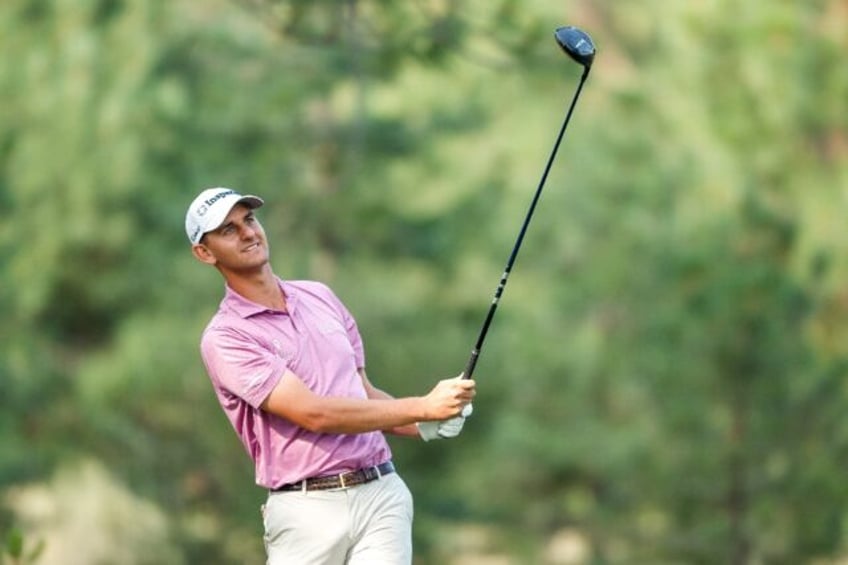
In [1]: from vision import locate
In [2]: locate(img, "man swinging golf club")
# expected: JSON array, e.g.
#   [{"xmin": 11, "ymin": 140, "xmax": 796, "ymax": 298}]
[{"xmin": 186, "ymin": 188, "xmax": 476, "ymax": 564}]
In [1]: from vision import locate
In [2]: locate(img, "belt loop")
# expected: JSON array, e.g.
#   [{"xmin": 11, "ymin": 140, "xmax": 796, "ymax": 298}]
[
  {"xmin": 375, "ymin": 464, "xmax": 382, "ymax": 480},
  {"xmin": 301, "ymin": 480, "xmax": 307, "ymax": 494},
  {"xmin": 340, "ymin": 473, "xmax": 347, "ymax": 489}
]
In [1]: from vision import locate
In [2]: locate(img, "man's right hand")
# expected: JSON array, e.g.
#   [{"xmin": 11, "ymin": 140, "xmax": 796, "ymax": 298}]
[{"xmin": 422, "ymin": 375, "xmax": 476, "ymax": 420}]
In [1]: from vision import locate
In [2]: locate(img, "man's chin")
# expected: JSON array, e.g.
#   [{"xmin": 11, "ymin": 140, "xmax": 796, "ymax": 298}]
[{"xmin": 224, "ymin": 257, "xmax": 270, "ymax": 274}]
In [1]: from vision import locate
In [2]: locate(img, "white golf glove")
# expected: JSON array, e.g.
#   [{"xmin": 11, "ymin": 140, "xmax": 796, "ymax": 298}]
[{"xmin": 418, "ymin": 404, "xmax": 474, "ymax": 442}]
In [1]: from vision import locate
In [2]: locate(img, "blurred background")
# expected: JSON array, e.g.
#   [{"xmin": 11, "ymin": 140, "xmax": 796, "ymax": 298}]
[{"xmin": 1, "ymin": 0, "xmax": 847, "ymax": 563}]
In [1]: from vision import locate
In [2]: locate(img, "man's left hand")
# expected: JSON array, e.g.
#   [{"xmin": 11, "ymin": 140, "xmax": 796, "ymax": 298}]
[{"xmin": 418, "ymin": 404, "xmax": 473, "ymax": 441}]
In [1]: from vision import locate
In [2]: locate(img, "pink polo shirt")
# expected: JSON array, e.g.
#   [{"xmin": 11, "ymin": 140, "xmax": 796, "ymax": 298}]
[{"xmin": 199, "ymin": 278, "xmax": 392, "ymax": 489}]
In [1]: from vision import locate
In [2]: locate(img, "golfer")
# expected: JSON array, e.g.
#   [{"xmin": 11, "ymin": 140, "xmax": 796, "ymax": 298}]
[{"xmin": 186, "ymin": 187, "xmax": 476, "ymax": 564}]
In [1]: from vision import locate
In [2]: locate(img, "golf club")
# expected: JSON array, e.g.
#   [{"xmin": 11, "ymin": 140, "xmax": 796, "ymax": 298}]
[{"xmin": 461, "ymin": 25, "xmax": 595, "ymax": 381}]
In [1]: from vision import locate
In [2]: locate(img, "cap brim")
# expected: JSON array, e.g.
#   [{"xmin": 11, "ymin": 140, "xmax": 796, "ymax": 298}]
[
  {"xmin": 199, "ymin": 195, "xmax": 264, "ymax": 240},
  {"xmin": 238, "ymin": 195, "xmax": 264, "ymax": 209}
]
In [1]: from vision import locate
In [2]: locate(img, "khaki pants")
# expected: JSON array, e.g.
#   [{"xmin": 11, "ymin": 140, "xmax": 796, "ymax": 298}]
[{"xmin": 262, "ymin": 472, "xmax": 413, "ymax": 565}]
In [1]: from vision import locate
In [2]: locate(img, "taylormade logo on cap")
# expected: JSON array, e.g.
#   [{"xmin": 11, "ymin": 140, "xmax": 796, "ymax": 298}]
[{"xmin": 185, "ymin": 187, "xmax": 264, "ymax": 244}]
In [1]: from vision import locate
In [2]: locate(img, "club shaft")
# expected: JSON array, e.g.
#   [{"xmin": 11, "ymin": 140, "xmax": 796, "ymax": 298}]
[{"xmin": 462, "ymin": 66, "xmax": 590, "ymax": 380}]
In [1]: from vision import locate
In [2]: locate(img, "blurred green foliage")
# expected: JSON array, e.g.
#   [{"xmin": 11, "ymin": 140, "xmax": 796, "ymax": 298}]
[
  {"xmin": 1, "ymin": 526, "xmax": 43, "ymax": 565},
  {"xmin": 1, "ymin": 0, "xmax": 847, "ymax": 563}
]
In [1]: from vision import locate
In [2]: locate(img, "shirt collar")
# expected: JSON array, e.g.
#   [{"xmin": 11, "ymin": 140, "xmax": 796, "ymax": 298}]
[{"xmin": 222, "ymin": 277, "xmax": 294, "ymax": 319}]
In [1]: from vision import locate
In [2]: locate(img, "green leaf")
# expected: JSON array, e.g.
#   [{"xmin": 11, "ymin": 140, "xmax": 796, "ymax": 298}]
[{"xmin": 5, "ymin": 528, "xmax": 23, "ymax": 559}]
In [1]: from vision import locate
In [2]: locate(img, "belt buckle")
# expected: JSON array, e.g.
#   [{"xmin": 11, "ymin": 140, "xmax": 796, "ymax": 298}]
[{"xmin": 338, "ymin": 470, "xmax": 358, "ymax": 489}]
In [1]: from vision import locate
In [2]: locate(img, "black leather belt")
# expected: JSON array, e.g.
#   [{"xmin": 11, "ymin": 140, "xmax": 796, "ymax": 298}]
[{"xmin": 271, "ymin": 461, "xmax": 395, "ymax": 492}]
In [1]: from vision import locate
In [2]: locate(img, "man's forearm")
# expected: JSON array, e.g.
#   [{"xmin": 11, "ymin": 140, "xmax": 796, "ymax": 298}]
[
  {"xmin": 310, "ymin": 396, "xmax": 431, "ymax": 434},
  {"xmin": 265, "ymin": 388, "xmax": 430, "ymax": 434},
  {"xmin": 362, "ymin": 379, "xmax": 423, "ymax": 437}
]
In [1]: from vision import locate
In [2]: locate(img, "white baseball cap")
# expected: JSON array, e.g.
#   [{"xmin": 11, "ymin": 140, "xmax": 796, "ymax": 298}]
[{"xmin": 185, "ymin": 187, "xmax": 264, "ymax": 244}]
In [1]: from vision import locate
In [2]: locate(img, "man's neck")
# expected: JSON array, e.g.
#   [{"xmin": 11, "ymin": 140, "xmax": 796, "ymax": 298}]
[{"xmin": 223, "ymin": 266, "xmax": 287, "ymax": 311}]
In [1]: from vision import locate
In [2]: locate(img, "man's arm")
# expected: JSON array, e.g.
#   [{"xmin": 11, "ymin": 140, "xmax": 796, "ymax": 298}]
[
  {"xmin": 358, "ymin": 368, "xmax": 424, "ymax": 437},
  {"xmin": 260, "ymin": 368, "xmax": 475, "ymax": 435}
]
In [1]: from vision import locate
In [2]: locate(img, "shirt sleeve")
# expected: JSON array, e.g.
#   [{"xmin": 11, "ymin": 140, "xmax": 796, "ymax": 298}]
[{"xmin": 200, "ymin": 326, "xmax": 287, "ymax": 408}]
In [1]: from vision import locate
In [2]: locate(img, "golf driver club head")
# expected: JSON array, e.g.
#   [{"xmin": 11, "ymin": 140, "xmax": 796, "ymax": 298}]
[{"xmin": 555, "ymin": 26, "xmax": 595, "ymax": 68}]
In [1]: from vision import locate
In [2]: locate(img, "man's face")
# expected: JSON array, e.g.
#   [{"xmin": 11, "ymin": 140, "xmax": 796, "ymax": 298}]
[{"xmin": 195, "ymin": 204, "xmax": 270, "ymax": 272}]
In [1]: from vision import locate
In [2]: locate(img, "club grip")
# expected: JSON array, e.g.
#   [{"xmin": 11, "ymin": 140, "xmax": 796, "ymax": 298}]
[{"xmin": 462, "ymin": 349, "xmax": 479, "ymax": 380}]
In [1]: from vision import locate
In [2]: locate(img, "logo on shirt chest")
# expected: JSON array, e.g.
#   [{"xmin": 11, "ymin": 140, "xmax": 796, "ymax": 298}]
[
  {"xmin": 271, "ymin": 339, "xmax": 294, "ymax": 361},
  {"xmin": 315, "ymin": 321, "xmax": 345, "ymax": 336}
]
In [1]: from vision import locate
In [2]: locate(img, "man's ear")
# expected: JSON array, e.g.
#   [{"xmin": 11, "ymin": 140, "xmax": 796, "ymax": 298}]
[{"xmin": 192, "ymin": 243, "xmax": 217, "ymax": 265}]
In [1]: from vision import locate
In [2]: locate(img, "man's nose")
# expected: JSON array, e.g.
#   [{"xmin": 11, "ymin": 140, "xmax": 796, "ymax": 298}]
[{"xmin": 239, "ymin": 224, "xmax": 257, "ymax": 239}]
